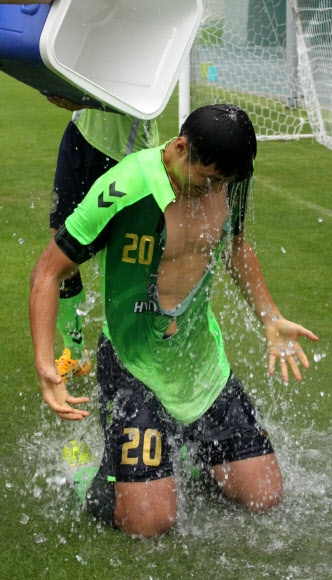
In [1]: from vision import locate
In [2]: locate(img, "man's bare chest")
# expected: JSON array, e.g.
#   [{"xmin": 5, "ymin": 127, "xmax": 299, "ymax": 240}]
[{"xmin": 162, "ymin": 193, "xmax": 227, "ymax": 261}]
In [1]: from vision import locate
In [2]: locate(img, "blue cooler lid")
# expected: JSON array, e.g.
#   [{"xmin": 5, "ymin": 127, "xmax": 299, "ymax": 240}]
[{"xmin": 0, "ymin": 3, "xmax": 52, "ymax": 62}]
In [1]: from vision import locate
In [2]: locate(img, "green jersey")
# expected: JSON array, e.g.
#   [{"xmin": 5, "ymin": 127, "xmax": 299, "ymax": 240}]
[
  {"xmin": 73, "ymin": 109, "xmax": 159, "ymax": 161},
  {"xmin": 56, "ymin": 143, "xmax": 251, "ymax": 425}
]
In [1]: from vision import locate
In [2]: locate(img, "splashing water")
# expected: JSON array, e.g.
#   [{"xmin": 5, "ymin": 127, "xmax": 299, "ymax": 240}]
[
  {"xmin": 12, "ymin": 365, "xmax": 332, "ymax": 579},
  {"xmin": 7, "ymin": 195, "xmax": 330, "ymax": 577}
]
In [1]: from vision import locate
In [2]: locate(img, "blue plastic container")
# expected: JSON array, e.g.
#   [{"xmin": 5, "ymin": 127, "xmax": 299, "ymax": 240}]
[
  {"xmin": 0, "ymin": 3, "xmax": 51, "ymax": 61},
  {"xmin": 0, "ymin": 2, "xmax": 107, "ymax": 108}
]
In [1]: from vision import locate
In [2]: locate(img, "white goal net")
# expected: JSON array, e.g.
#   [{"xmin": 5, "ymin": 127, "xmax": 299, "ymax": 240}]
[{"xmin": 185, "ymin": 0, "xmax": 332, "ymax": 148}]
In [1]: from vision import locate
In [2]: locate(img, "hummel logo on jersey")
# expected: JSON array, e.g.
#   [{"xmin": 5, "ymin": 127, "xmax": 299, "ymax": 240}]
[
  {"xmin": 98, "ymin": 182, "xmax": 127, "ymax": 208},
  {"xmin": 134, "ymin": 301, "xmax": 158, "ymax": 313}
]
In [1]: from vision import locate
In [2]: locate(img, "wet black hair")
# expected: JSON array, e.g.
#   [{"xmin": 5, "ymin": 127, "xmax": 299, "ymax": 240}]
[{"xmin": 179, "ymin": 104, "xmax": 257, "ymax": 182}]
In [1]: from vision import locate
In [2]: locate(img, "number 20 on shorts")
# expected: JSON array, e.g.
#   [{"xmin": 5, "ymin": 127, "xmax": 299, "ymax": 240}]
[{"xmin": 121, "ymin": 428, "xmax": 162, "ymax": 467}]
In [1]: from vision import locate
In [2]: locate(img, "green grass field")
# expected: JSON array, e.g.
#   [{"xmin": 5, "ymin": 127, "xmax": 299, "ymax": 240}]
[{"xmin": 0, "ymin": 73, "xmax": 331, "ymax": 580}]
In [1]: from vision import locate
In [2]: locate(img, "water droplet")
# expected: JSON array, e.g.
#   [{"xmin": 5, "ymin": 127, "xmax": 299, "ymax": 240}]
[
  {"xmin": 20, "ymin": 514, "xmax": 30, "ymax": 525},
  {"xmin": 33, "ymin": 485, "xmax": 43, "ymax": 498},
  {"xmin": 35, "ymin": 533, "xmax": 47, "ymax": 544},
  {"xmin": 109, "ymin": 556, "xmax": 121, "ymax": 567}
]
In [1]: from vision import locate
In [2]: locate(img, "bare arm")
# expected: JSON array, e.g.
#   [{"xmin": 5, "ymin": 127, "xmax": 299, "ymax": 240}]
[
  {"xmin": 29, "ymin": 238, "xmax": 90, "ymax": 419},
  {"xmin": 226, "ymin": 233, "xmax": 319, "ymax": 382}
]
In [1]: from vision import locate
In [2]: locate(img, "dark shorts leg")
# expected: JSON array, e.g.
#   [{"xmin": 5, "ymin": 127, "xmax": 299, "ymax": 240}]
[
  {"xmin": 96, "ymin": 335, "xmax": 174, "ymax": 483},
  {"xmin": 187, "ymin": 374, "xmax": 275, "ymax": 467},
  {"xmin": 96, "ymin": 339, "xmax": 274, "ymax": 481},
  {"xmin": 50, "ymin": 121, "xmax": 117, "ymax": 229}
]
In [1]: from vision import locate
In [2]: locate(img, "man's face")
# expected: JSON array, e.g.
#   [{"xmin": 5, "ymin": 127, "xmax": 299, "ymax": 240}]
[{"xmin": 176, "ymin": 154, "xmax": 232, "ymax": 199}]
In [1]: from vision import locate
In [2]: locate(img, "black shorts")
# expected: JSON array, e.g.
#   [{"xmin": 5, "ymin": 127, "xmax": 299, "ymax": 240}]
[
  {"xmin": 50, "ymin": 121, "xmax": 117, "ymax": 229},
  {"xmin": 96, "ymin": 335, "xmax": 274, "ymax": 483}
]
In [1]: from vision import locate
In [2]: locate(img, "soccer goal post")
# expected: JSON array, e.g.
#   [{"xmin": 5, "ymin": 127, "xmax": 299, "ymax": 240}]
[{"xmin": 179, "ymin": 0, "xmax": 332, "ymax": 149}]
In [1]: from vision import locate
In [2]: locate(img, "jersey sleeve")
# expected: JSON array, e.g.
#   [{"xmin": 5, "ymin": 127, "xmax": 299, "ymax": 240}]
[{"xmin": 54, "ymin": 153, "xmax": 146, "ymax": 263}]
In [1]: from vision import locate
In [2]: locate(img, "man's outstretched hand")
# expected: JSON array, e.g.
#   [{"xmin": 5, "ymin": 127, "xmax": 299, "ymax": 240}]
[
  {"xmin": 264, "ymin": 318, "xmax": 319, "ymax": 383},
  {"xmin": 38, "ymin": 365, "xmax": 90, "ymax": 420}
]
